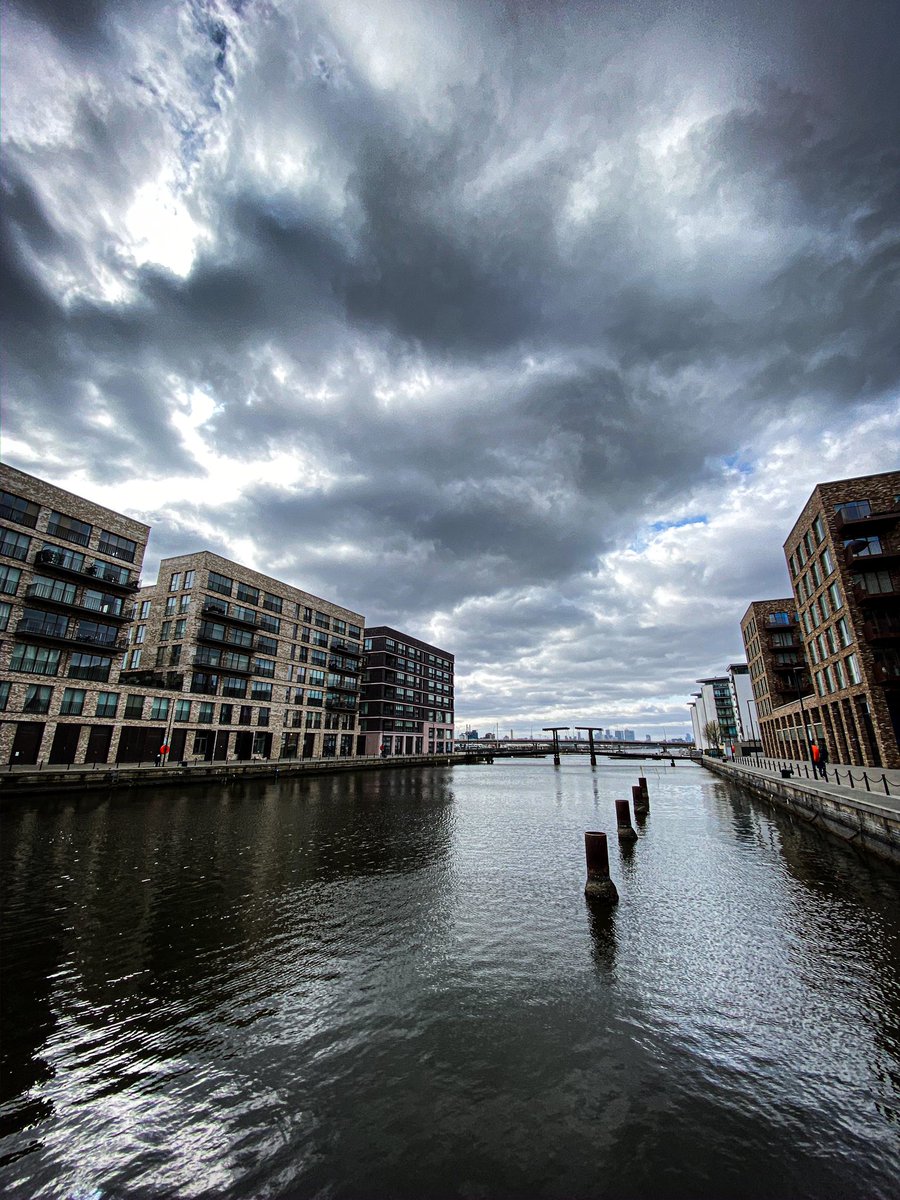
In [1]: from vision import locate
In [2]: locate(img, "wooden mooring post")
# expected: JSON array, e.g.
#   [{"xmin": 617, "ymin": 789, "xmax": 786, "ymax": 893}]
[{"xmin": 584, "ymin": 832, "xmax": 619, "ymax": 903}]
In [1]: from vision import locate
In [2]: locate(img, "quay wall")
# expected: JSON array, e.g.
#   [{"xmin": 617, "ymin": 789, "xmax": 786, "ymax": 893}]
[
  {"xmin": 0, "ymin": 753, "xmax": 484, "ymax": 802},
  {"xmin": 703, "ymin": 757, "xmax": 900, "ymax": 867}
]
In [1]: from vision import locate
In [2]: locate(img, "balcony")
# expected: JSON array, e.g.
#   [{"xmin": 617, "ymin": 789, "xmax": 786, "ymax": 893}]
[
  {"xmin": 872, "ymin": 660, "xmax": 900, "ymax": 686},
  {"xmin": 200, "ymin": 600, "xmax": 257, "ymax": 628},
  {"xmin": 15, "ymin": 617, "xmax": 124, "ymax": 652},
  {"xmin": 763, "ymin": 617, "xmax": 797, "ymax": 631},
  {"xmin": 834, "ymin": 499, "xmax": 900, "ymax": 535},
  {"xmin": 330, "ymin": 637, "xmax": 361, "ymax": 655},
  {"xmin": 119, "ymin": 668, "xmax": 186, "ymax": 691},
  {"xmin": 192, "ymin": 652, "xmax": 254, "ymax": 675},
  {"xmin": 25, "ymin": 582, "xmax": 134, "ymax": 621},
  {"xmin": 325, "ymin": 695, "xmax": 358, "ymax": 712},
  {"xmin": 843, "ymin": 544, "xmax": 900, "ymax": 570},
  {"xmin": 862, "ymin": 618, "xmax": 900, "ymax": 643},
  {"xmin": 852, "ymin": 581, "xmax": 897, "ymax": 606},
  {"xmin": 34, "ymin": 548, "xmax": 139, "ymax": 592}
]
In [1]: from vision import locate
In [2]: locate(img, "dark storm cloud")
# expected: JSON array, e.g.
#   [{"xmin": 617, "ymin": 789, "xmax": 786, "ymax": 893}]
[{"xmin": 2, "ymin": 0, "xmax": 899, "ymax": 728}]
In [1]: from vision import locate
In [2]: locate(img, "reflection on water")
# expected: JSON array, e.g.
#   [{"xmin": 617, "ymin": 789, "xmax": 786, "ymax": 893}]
[{"xmin": 1, "ymin": 760, "xmax": 899, "ymax": 1199}]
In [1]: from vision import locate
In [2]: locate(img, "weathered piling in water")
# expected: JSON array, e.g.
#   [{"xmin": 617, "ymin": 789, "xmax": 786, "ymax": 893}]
[
  {"xmin": 632, "ymin": 783, "xmax": 649, "ymax": 815},
  {"xmin": 615, "ymin": 799, "xmax": 638, "ymax": 842},
  {"xmin": 584, "ymin": 832, "xmax": 619, "ymax": 903},
  {"xmin": 638, "ymin": 776, "xmax": 650, "ymax": 803}
]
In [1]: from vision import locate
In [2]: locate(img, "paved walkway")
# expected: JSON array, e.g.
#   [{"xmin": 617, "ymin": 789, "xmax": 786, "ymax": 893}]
[{"xmin": 723, "ymin": 755, "xmax": 900, "ymax": 815}]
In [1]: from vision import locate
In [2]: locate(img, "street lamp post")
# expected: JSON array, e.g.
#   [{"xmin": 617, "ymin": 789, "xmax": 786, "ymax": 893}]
[{"xmin": 791, "ymin": 668, "xmax": 814, "ymax": 764}]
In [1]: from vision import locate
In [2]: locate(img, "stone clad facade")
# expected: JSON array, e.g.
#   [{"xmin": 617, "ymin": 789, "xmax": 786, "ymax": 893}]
[{"xmin": 0, "ymin": 463, "xmax": 149, "ymax": 766}]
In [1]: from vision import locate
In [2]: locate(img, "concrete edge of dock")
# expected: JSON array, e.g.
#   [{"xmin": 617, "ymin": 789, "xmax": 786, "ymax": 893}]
[
  {"xmin": 703, "ymin": 757, "xmax": 900, "ymax": 867},
  {"xmin": 0, "ymin": 753, "xmax": 488, "ymax": 801}
]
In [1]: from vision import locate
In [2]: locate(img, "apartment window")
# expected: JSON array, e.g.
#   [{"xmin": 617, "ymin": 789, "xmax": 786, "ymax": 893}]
[
  {"xmin": 853, "ymin": 571, "xmax": 894, "ymax": 595},
  {"xmin": 150, "ymin": 697, "xmax": 170, "ymax": 721},
  {"xmin": 306, "ymin": 710, "xmax": 322, "ymax": 728},
  {"xmin": 314, "ymin": 612, "xmax": 330, "ymax": 629},
  {"xmin": 815, "ymin": 671, "xmax": 826, "ymax": 697},
  {"xmin": 239, "ymin": 705, "xmax": 253, "ymax": 725},
  {"xmin": 165, "ymin": 597, "xmax": 177, "ymax": 616},
  {"xmin": 47, "ymin": 511, "xmax": 91, "ymax": 546},
  {"xmin": 221, "ymin": 650, "xmax": 251, "ymax": 673},
  {"xmin": 310, "ymin": 649, "xmax": 327, "ymax": 667},
  {"xmin": 819, "ymin": 590, "xmax": 830, "ymax": 619},
  {"xmin": 824, "ymin": 665, "xmax": 835, "ymax": 693},
  {"xmin": 174, "ymin": 699, "xmax": 191, "ymax": 722},
  {"xmin": 221, "ymin": 676, "xmax": 247, "ymax": 698},
  {"xmin": 0, "ymin": 529, "xmax": 31, "ymax": 561},
  {"xmin": 161, "ymin": 620, "xmax": 172, "ymax": 640},
  {"xmin": 348, "ymin": 625, "xmax": 361, "ymax": 639},
  {"xmin": 169, "ymin": 645, "xmax": 181, "ymax": 666},
  {"xmin": 0, "ymin": 565, "xmax": 22, "ymax": 595},
  {"xmin": 836, "ymin": 616, "xmax": 851, "ymax": 647},
  {"xmin": 821, "ymin": 547, "xmax": 834, "ymax": 576},
  {"xmin": 169, "ymin": 572, "xmax": 182, "ymax": 591},
  {"xmin": 207, "ymin": 571, "xmax": 233, "ymax": 597},
  {"xmin": 307, "ymin": 689, "xmax": 323, "ymax": 706},
  {"xmin": 256, "ymin": 635, "xmax": 278, "ymax": 656},
  {"xmin": 251, "ymin": 681, "xmax": 272, "ymax": 701},
  {"xmin": 810, "ymin": 559, "xmax": 821, "ymax": 588},
  {"xmin": 10, "ymin": 644, "xmax": 60, "ymax": 675},
  {"xmin": 134, "ymin": 625, "xmax": 146, "ymax": 644},
  {"xmin": 23, "ymin": 684, "xmax": 53, "ymax": 713},
  {"xmin": 263, "ymin": 592, "xmax": 282, "ymax": 614},
  {"xmin": 128, "ymin": 649, "xmax": 142, "ymax": 669},
  {"xmin": 0, "ymin": 489, "xmax": 40, "ymax": 528},
  {"xmin": 828, "ymin": 581, "xmax": 842, "ymax": 610},
  {"xmin": 846, "ymin": 652, "xmax": 861, "ymax": 685},
  {"xmin": 193, "ymin": 732, "xmax": 211, "ymax": 755},
  {"xmin": 313, "ymin": 631, "xmax": 329, "ymax": 648},
  {"xmin": 179, "ymin": 595, "xmax": 191, "ymax": 613},
  {"xmin": 813, "ymin": 515, "xmax": 825, "ymax": 543},
  {"xmin": 57, "ymin": 686, "xmax": 85, "ymax": 716},
  {"xmin": 198, "ymin": 702, "xmax": 215, "ymax": 723},
  {"xmin": 833, "ymin": 658, "xmax": 846, "ymax": 689},
  {"xmin": 258, "ymin": 613, "xmax": 281, "ymax": 634},
  {"xmin": 190, "ymin": 671, "xmax": 219, "ymax": 694},
  {"xmin": 835, "ymin": 500, "xmax": 871, "ymax": 520},
  {"xmin": 155, "ymin": 647, "xmax": 166, "ymax": 667},
  {"xmin": 257, "ymin": 708, "xmax": 270, "ymax": 726},
  {"xmin": 124, "ymin": 694, "xmax": 145, "ymax": 718},
  {"xmin": 235, "ymin": 581, "xmax": 259, "ymax": 604},
  {"xmin": 219, "ymin": 703, "xmax": 234, "ymax": 724},
  {"xmin": 0, "ymin": 681, "xmax": 10, "ymax": 711},
  {"xmin": 96, "ymin": 692, "xmax": 119, "ymax": 718},
  {"xmin": 174, "ymin": 619, "xmax": 187, "ymax": 639},
  {"xmin": 98, "ymin": 531, "xmax": 137, "ymax": 562},
  {"xmin": 333, "ymin": 618, "xmax": 346, "ymax": 636},
  {"xmin": 69, "ymin": 653, "xmax": 112, "ymax": 682}
]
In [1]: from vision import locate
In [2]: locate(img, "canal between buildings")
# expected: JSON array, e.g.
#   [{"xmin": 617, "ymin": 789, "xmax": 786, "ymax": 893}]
[{"xmin": 1, "ymin": 760, "xmax": 899, "ymax": 1199}]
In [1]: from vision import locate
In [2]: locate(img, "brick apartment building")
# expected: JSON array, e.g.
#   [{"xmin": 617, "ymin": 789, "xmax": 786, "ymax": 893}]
[
  {"xmin": 360, "ymin": 626, "xmax": 454, "ymax": 756},
  {"xmin": 0, "ymin": 464, "xmax": 375, "ymax": 766},
  {"xmin": 127, "ymin": 552, "xmax": 365, "ymax": 762},
  {"xmin": 741, "ymin": 471, "xmax": 900, "ymax": 768},
  {"xmin": 0, "ymin": 463, "xmax": 149, "ymax": 765}
]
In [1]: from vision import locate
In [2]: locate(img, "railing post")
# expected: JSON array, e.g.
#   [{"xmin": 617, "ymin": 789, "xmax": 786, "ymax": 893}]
[
  {"xmin": 883, "ymin": 774, "xmax": 890, "ymax": 796},
  {"xmin": 864, "ymin": 772, "xmax": 871, "ymax": 792}
]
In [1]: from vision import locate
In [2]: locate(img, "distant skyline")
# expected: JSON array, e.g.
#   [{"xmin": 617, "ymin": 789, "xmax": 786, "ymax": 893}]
[{"xmin": 3, "ymin": 0, "xmax": 899, "ymax": 737}]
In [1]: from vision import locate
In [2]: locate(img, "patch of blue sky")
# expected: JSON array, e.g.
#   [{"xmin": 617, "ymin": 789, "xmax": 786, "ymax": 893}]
[
  {"xmin": 649, "ymin": 515, "xmax": 708, "ymax": 533},
  {"xmin": 722, "ymin": 453, "xmax": 754, "ymax": 475}
]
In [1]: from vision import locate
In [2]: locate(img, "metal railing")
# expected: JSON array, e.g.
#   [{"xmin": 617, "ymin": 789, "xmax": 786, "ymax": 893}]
[{"xmin": 729, "ymin": 754, "xmax": 895, "ymax": 797}]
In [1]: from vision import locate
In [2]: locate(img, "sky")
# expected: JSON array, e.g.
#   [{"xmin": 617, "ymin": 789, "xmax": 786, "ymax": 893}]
[{"xmin": 2, "ymin": 0, "xmax": 899, "ymax": 738}]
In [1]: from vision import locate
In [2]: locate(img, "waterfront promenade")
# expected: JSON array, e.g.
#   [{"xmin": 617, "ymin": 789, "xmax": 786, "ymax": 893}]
[{"xmin": 704, "ymin": 754, "xmax": 900, "ymax": 865}]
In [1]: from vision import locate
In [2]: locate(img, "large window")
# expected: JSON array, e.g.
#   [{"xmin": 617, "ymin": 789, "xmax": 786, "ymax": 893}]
[
  {"xmin": 60, "ymin": 687, "xmax": 86, "ymax": 715},
  {"xmin": 69, "ymin": 653, "xmax": 112, "ymax": 681},
  {"xmin": 47, "ymin": 511, "xmax": 91, "ymax": 546},
  {"xmin": 835, "ymin": 500, "xmax": 871, "ymax": 520},
  {"xmin": 98, "ymin": 530, "xmax": 137, "ymax": 562},
  {"xmin": 82, "ymin": 589, "xmax": 124, "ymax": 616},
  {"xmin": 846, "ymin": 653, "xmax": 861, "ymax": 685},
  {"xmin": 0, "ymin": 564, "xmax": 22, "ymax": 595},
  {"xmin": 23, "ymin": 684, "xmax": 53, "ymax": 713},
  {"xmin": 150, "ymin": 697, "xmax": 170, "ymax": 721},
  {"xmin": 0, "ymin": 682, "xmax": 9, "ymax": 711},
  {"xmin": 0, "ymin": 489, "xmax": 40, "ymax": 527},
  {"xmin": 845, "ymin": 535, "xmax": 883, "ymax": 557},
  {"xmin": 96, "ymin": 692, "xmax": 119, "ymax": 718},
  {"xmin": 0, "ymin": 601, "xmax": 11, "ymax": 632},
  {"xmin": 0, "ymin": 529, "xmax": 31, "ymax": 560},
  {"xmin": 853, "ymin": 571, "xmax": 894, "ymax": 595},
  {"xmin": 207, "ymin": 571, "xmax": 233, "ymax": 597},
  {"xmin": 124, "ymin": 694, "xmax": 145, "ymax": 718},
  {"xmin": 198, "ymin": 702, "xmax": 215, "ymax": 723},
  {"xmin": 253, "ymin": 657, "xmax": 276, "ymax": 678},
  {"xmin": 10, "ymin": 644, "xmax": 60, "ymax": 675},
  {"xmin": 236, "ymin": 582, "xmax": 259, "ymax": 604},
  {"xmin": 250, "ymin": 681, "xmax": 272, "ymax": 701},
  {"xmin": 262, "ymin": 592, "xmax": 282, "ymax": 614},
  {"xmin": 174, "ymin": 699, "xmax": 192, "ymax": 722},
  {"xmin": 221, "ymin": 676, "xmax": 247, "ymax": 698}
]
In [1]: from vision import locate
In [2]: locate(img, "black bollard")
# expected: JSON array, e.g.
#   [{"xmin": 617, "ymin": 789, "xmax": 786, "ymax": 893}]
[
  {"xmin": 615, "ymin": 798, "xmax": 638, "ymax": 842},
  {"xmin": 632, "ymin": 783, "xmax": 649, "ymax": 815},
  {"xmin": 584, "ymin": 832, "xmax": 619, "ymax": 903}
]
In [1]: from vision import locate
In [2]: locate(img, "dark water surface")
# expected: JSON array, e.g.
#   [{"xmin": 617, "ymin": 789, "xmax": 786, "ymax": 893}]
[{"xmin": 1, "ymin": 760, "xmax": 899, "ymax": 1199}]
